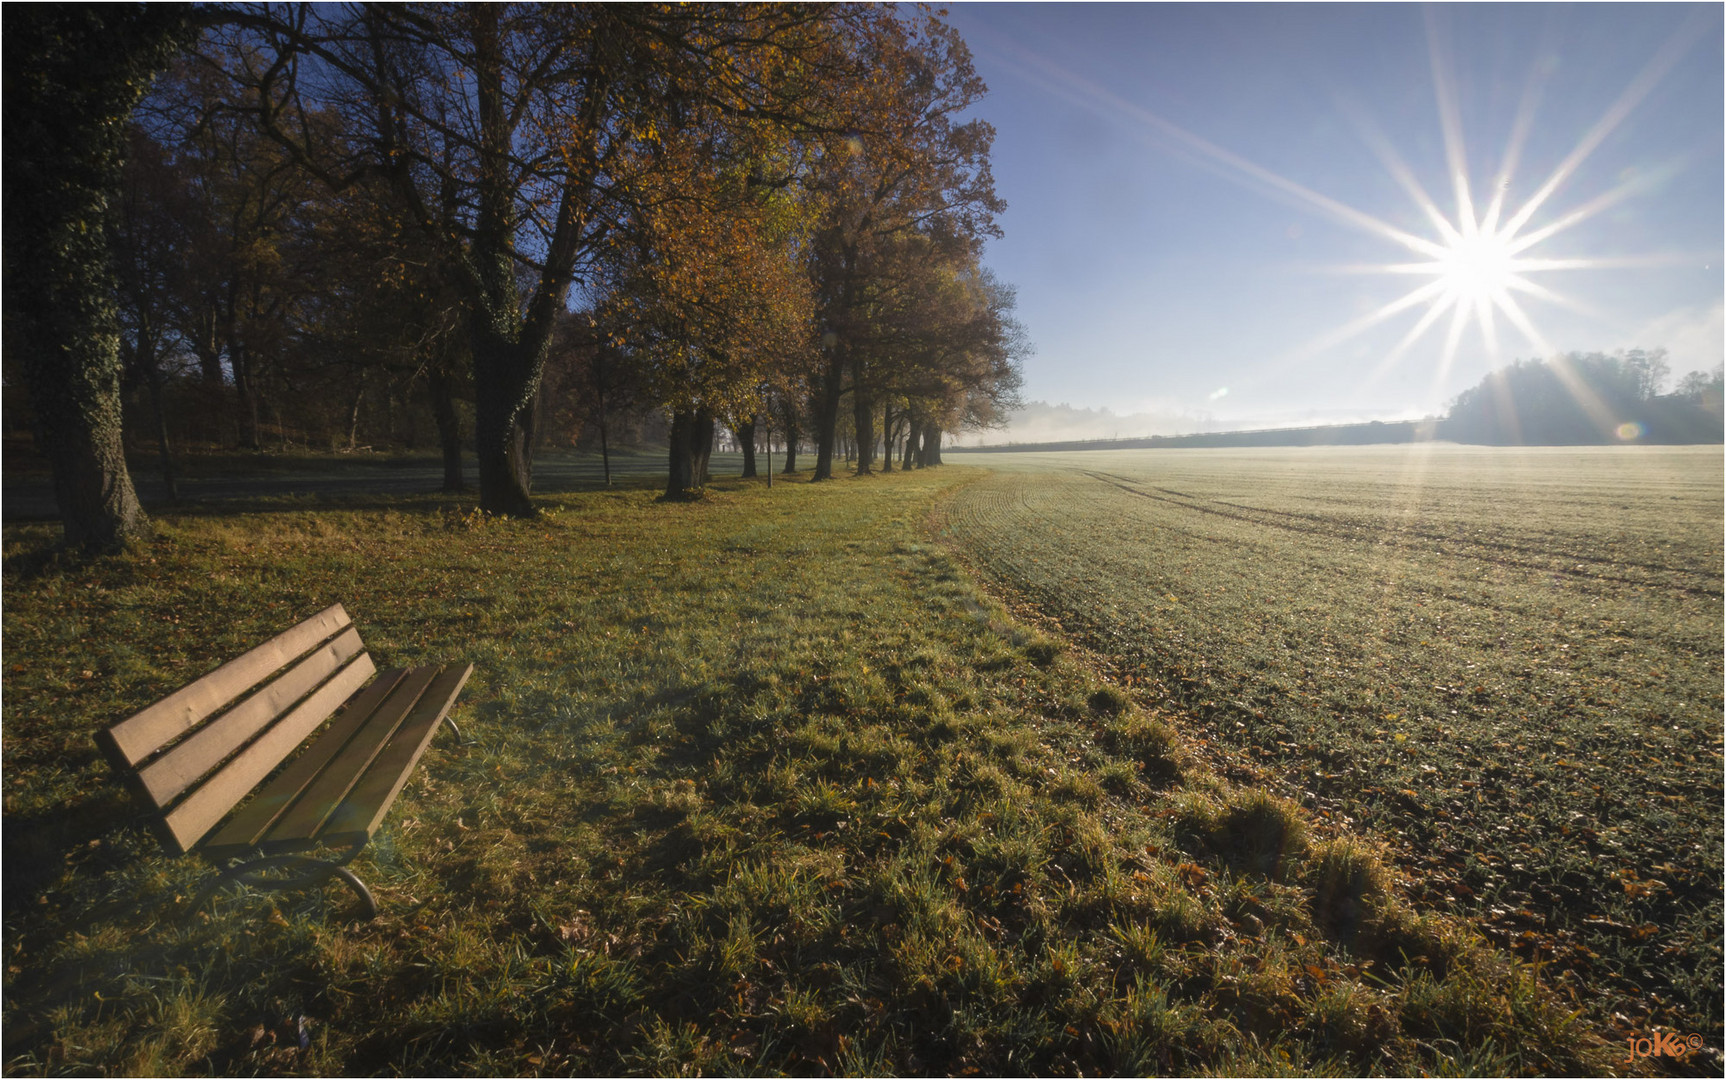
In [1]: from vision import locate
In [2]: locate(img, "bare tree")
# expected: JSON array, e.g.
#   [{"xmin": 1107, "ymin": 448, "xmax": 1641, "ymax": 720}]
[{"xmin": 217, "ymin": 3, "xmax": 874, "ymax": 515}]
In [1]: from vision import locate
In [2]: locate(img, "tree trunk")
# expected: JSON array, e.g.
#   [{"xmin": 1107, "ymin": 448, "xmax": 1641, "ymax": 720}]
[
  {"xmin": 738, "ymin": 415, "xmax": 757, "ymax": 477},
  {"xmin": 470, "ymin": 325, "xmax": 540, "ymax": 515},
  {"xmin": 428, "ymin": 365, "xmax": 464, "ymax": 490},
  {"xmin": 346, "ymin": 371, "xmax": 366, "ymax": 450},
  {"xmin": 781, "ymin": 397, "xmax": 800, "ymax": 474},
  {"xmin": 510, "ymin": 392, "xmax": 538, "ymax": 492},
  {"xmin": 399, "ymin": 378, "xmax": 417, "ymax": 449},
  {"xmin": 473, "ymin": 378, "xmax": 536, "ymax": 513},
  {"xmin": 879, "ymin": 403, "xmax": 895, "ymax": 473},
  {"xmin": 592, "ymin": 374, "xmax": 612, "ymax": 485},
  {"xmin": 123, "ymin": 314, "xmax": 180, "ymax": 502},
  {"xmin": 465, "ymin": 6, "xmax": 556, "ymax": 517},
  {"xmin": 924, "ymin": 425, "xmax": 944, "ymax": 466},
  {"xmin": 903, "ymin": 417, "xmax": 919, "ymax": 469},
  {"xmin": 26, "ymin": 341, "xmax": 150, "ymax": 548},
  {"xmin": 141, "ymin": 350, "xmax": 178, "ymax": 502},
  {"xmin": 851, "ymin": 351, "xmax": 874, "ymax": 475},
  {"xmin": 812, "ymin": 342, "xmax": 845, "ymax": 481},
  {"xmin": 268, "ymin": 394, "xmax": 289, "ymax": 453},
  {"xmin": 598, "ymin": 412, "xmax": 611, "ymax": 486},
  {"xmin": 192, "ymin": 313, "xmax": 224, "ymax": 384},
  {"xmin": 3, "ymin": 8, "xmax": 188, "ymax": 548},
  {"xmin": 528, "ymin": 382, "xmax": 547, "ymax": 456},
  {"xmin": 667, "ymin": 411, "xmax": 695, "ymax": 496},
  {"xmin": 230, "ymin": 337, "xmax": 262, "ymax": 450},
  {"xmin": 692, "ymin": 408, "xmax": 714, "ymax": 486},
  {"xmin": 665, "ymin": 407, "xmax": 715, "ymax": 499},
  {"xmin": 187, "ymin": 317, "xmax": 225, "ymax": 443}
]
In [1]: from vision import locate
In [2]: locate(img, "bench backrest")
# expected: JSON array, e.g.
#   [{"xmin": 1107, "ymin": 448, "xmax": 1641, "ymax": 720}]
[{"xmin": 97, "ymin": 604, "xmax": 378, "ymax": 855}]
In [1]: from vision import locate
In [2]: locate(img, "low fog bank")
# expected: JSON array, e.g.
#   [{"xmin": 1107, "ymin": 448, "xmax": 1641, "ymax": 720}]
[
  {"xmin": 949, "ymin": 402, "xmax": 1219, "ymax": 447},
  {"xmin": 954, "ymin": 351, "xmax": 1724, "ymax": 450},
  {"xmin": 952, "ymin": 401, "xmax": 1422, "ymax": 447}
]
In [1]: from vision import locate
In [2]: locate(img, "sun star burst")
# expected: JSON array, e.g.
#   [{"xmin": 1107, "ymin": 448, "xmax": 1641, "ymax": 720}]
[
  {"xmin": 983, "ymin": 10, "xmax": 1705, "ymax": 397},
  {"xmin": 1435, "ymin": 228, "xmax": 1518, "ymax": 305}
]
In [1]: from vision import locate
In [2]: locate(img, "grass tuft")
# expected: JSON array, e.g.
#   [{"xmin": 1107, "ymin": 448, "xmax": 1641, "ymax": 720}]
[
  {"xmin": 1307, "ymin": 835, "xmax": 1392, "ymax": 943},
  {"xmin": 1086, "ymin": 685, "xmax": 1131, "ymax": 717}
]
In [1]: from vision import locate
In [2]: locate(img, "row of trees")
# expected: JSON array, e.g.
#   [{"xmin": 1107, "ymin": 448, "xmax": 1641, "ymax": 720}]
[
  {"xmin": 1443, "ymin": 349, "xmax": 1724, "ymax": 445},
  {"xmin": 4, "ymin": 3, "xmax": 1026, "ymax": 547}
]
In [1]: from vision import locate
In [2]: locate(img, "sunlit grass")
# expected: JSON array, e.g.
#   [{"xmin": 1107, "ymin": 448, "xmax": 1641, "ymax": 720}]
[
  {"xmin": 3, "ymin": 464, "xmax": 1613, "ymax": 1074},
  {"xmin": 942, "ymin": 444, "xmax": 1724, "ymax": 1048}
]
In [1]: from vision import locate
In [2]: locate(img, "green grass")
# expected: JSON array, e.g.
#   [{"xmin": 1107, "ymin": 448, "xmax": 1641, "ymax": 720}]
[
  {"xmin": 940, "ymin": 444, "xmax": 1723, "ymax": 1051},
  {"xmin": 3, "ymin": 465, "xmax": 1617, "ymax": 1074}
]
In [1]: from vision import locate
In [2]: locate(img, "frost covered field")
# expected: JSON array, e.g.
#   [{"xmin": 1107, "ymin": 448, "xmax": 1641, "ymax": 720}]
[{"xmin": 941, "ymin": 444, "xmax": 1724, "ymax": 1040}]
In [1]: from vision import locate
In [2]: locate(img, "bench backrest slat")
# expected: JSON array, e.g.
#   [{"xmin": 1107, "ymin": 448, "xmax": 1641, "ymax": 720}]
[
  {"xmin": 159, "ymin": 651, "xmax": 378, "ymax": 854},
  {"xmin": 100, "ymin": 604, "xmax": 352, "ymax": 768},
  {"xmin": 134, "ymin": 625, "xmax": 365, "ymax": 807}
]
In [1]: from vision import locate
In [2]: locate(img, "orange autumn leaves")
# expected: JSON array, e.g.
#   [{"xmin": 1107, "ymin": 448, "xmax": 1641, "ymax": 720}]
[{"xmin": 601, "ymin": 132, "xmax": 815, "ymax": 421}]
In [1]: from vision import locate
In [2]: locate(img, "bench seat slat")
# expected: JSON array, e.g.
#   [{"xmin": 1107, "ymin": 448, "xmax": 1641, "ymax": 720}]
[
  {"xmin": 256, "ymin": 666, "xmax": 440, "ymax": 852},
  {"xmin": 159, "ymin": 652, "xmax": 377, "ymax": 854},
  {"xmin": 137, "ymin": 626, "xmax": 365, "ymax": 807},
  {"xmin": 200, "ymin": 669, "xmax": 411, "ymax": 858},
  {"xmin": 100, "ymin": 605, "xmax": 351, "ymax": 768},
  {"xmin": 316, "ymin": 664, "xmax": 473, "ymax": 849}
]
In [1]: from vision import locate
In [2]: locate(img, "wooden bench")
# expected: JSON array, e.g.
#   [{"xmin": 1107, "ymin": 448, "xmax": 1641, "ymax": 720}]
[{"xmin": 97, "ymin": 604, "xmax": 472, "ymax": 918}]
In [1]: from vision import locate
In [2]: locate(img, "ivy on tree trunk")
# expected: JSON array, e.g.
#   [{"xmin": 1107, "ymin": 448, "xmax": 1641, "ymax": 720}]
[{"xmin": 3, "ymin": 6, "xmax": 193, "ymax": 549}]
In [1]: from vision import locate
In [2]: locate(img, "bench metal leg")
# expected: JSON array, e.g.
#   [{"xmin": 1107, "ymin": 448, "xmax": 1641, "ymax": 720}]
[
  {"xmin": 191, "ymin": 849, "xmax": 378, "ymax": 920},
  {"xmin": 443, "ymin": 714, "xmax": 465, "ymax": 745}
]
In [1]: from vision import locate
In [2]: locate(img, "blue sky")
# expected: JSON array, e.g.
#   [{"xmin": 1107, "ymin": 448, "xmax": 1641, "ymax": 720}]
[{"xmin": 941, "ymin": 3, "xmax": 1724, "ymax": 439}]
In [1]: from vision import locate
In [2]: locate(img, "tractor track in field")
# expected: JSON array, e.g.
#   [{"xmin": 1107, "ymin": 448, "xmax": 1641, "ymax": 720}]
[
  {"xmin": 1078, "ymin": 469, "xmax": 1723, "ymax": 599},
  {"xmin": 936, "ymin": 449, "xmax": 1725, "ymax": 1047}
]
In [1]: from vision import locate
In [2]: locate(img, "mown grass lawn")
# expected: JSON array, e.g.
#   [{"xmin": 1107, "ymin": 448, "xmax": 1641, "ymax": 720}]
[{"xmin": 4, "ymin": 466, "xmax": 1612, "ymax": 1075}]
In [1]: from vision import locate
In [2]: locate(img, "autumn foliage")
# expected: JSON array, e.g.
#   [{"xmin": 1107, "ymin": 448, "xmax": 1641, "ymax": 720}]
[{"xmin": 5, "ymin": 3, "xmax": 1026, "ymax": 531}]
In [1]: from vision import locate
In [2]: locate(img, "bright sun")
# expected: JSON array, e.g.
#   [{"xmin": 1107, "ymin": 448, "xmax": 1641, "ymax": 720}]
[
  {"xmin": 1003, "ymin": 11, "xmax": 1693, "ymax": 389},
  {"xmin": 1436, "ymin": 229, "xmax": 1517, "ymax": 304}
]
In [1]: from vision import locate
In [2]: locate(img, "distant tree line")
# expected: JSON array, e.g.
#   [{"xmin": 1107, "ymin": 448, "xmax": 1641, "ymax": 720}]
[
  {"xmin": 956, "ymin": 348, "xmax": 1721, "ymax": 455},
  {"xmin": 1440, "ymin": 349, "xmax": 1723, "ymax": 445},
  {"xmin": 953, "ymin": 419, "xmax": 1445, "ymax": 454},
  {"xmin": 3, "ymin": 3, "xmax": 1026, "ymax": 547}
]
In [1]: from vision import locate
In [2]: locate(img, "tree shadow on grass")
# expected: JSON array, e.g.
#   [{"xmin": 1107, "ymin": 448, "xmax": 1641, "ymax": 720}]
[
  {"xmin": 4, "ymin": 788, "xmax": 113, "ymax": 885},
  {"xmin": 3, "ymin": 470, "xmax": 673, "ymax": 531}
]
